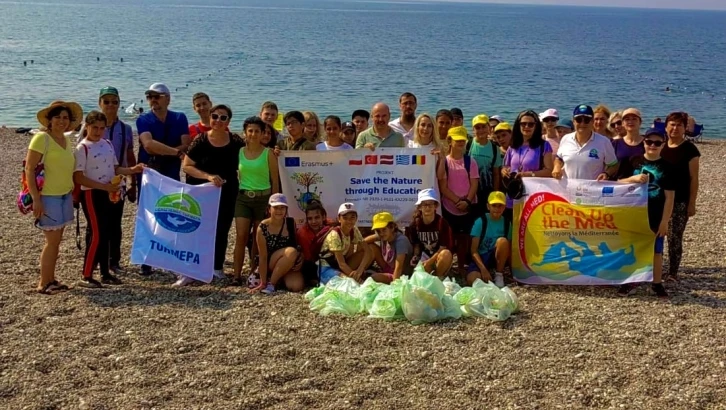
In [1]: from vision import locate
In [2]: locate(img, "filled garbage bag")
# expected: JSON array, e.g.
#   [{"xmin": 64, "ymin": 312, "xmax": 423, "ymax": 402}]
[
  {"xmin": 359, "ymin": 277, "xmax": 385, "ymax": 312},
  {"xmin": 308, "ymin": 276, "xmax": 362, "ymax": 316},
  {"xmin": 442, "ymin": 277, "xmax": 462, "ymax": 296},
  {"xmin": 368, "ymin": 279, "xmax": 405, "ymax": 320}
]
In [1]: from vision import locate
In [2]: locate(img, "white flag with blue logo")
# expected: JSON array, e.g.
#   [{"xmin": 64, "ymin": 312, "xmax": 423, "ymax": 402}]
[{"xmin": 130, "ymin": 169, "xmax": 221, "ymax": 283}]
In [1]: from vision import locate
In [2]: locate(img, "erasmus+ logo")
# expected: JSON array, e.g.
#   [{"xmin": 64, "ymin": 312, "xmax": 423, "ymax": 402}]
[{"xmin": 154, "ymin": 193, "xmax": 202, "ymax": 233}]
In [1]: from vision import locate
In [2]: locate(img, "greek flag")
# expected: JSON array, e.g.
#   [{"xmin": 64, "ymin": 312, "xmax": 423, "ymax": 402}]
[{"xmin": 396, "ymin": 155, "xmax": 411, "ymax": 165}]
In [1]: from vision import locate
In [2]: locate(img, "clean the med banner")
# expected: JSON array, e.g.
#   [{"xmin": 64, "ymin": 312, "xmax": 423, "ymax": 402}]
[
  {"xmin": 130, "ymin": 168, "xmax": 221, "ymax": 282},
  {"xmin": 278, "ymin": 149, "xmax": 437, "ymax": 226},
  {"xmin": 512, "ymin": 178, "xmax": 655, "ymax": 285}
]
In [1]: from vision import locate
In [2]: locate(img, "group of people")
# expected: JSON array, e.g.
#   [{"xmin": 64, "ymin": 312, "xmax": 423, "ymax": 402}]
[{"xmin": 24, "ymin": 86, "xmax": 700, "ymax": 299}]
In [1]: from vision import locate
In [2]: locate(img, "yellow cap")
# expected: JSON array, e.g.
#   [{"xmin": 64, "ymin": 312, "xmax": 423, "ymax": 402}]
[
  {"xmin": 488, "ymin": 191, "xmax": 506, "ymax": 205},
  {"xmin": 371, "ymin": 212, "xmax": 395, "ymax": 230},
  {"xmin": 447, "ymin": 126, "xmax": 468, "ymax": 141},
  {"xmin": 472, "ymin": 114, "xmax": 490, "ymax": 127},
  {"xmin": 494, "ymin": 122, "xmax": 512, "ymax": 133}
]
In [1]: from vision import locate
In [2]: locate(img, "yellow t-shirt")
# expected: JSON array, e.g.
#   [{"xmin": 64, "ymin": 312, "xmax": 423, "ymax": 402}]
[{"xmin": 28, "ymin": 132, "xmax": 75, "ymax": 195}]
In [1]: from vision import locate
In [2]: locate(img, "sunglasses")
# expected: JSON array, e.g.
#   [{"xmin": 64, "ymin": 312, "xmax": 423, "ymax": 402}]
[
  {"xmin": 343, "ymin": 129, "xmax": 355, "ymax": 134},
  {"xmin": 610, "ymin": 120, "xmax": 623, "ymax": 127},
  {"xmin": 644, "ymin": 139, "xmax": 664, "ymax": 147},
  {"xmin": 102, "ymin": 100, "xmax": 119, "ymax": 106},
  {"xmin": 542, "ymin": 117, "xmax": 558, "ymax": 123},
  {"xmin": 146, "ymin": 94, "xmax": 162, "ymax": 101},
  {"xmin": 211, "ymin": 113, "xmax": 229, "ymax": 122},
  {"xmin": 520, "ymin": 122, "xmax": 536, "ymax": 129},
  {"xmin": 574, "ymin": 116, "xmax": 592, "ymax": 124}
]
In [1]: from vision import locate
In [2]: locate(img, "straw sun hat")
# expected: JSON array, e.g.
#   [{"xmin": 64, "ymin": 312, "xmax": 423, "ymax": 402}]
[{"xmin": 36, "ymin": 100, "xmax": 83, "ymax": 131}]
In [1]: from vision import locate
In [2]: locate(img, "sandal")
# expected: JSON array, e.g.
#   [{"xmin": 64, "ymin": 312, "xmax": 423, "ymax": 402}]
[
  {"xmin": 37, "ymin": 282, "xmax": 66, "ymax": 295},
  {"xmin": 50, "ymin": 280, "xmax": 70, "ymax": 291}
]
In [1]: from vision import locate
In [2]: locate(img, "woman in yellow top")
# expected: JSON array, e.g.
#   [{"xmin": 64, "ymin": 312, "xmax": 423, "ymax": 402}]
[{"xmin": 25, "ymin": 100, "xmax": 83, "ymax": 294}]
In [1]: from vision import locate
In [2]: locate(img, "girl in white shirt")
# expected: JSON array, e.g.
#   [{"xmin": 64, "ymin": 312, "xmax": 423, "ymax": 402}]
[{"xmin": 316, "ymin": 116, "xmax": 353, "ymax": 151}]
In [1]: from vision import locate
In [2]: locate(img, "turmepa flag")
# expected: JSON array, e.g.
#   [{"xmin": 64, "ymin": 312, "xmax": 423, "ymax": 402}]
[{"xmin": 130, "ymin": 169, "xmax": 221, "ymax": 282}]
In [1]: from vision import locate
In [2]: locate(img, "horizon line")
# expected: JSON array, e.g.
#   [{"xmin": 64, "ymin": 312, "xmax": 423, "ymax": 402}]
[{"xmin": 371, "ymin": 0, "xmax": 726, "ymax": 12}]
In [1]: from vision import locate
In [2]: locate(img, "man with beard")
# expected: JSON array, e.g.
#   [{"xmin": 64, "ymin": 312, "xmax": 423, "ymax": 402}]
[
  {"xmin": 388, "ymin": 92, "xmax": 417, "ymax": 141},
  {"xmin": 355, "ymin": 103, "xmax": 405, "ymax": 149}
]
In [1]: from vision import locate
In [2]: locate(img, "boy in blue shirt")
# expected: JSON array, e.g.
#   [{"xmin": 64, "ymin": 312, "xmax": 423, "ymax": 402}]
[{"xmin": 468, "ymin": 191, "xmax": 512, "ymax": 287}]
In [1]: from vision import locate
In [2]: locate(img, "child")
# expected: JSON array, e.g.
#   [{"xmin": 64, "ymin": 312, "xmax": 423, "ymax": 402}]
[
  {"xmin": 468, "ymin": 114, "xmax": 502, "ymax": 208},
  {"xmin": 617, "ymin": 128, "xmax": 674, "ymax": 298},
  {"xmin": 468, "ymin": 191, "xmax": 512, "ymax": 288},
  {"xmin": 296, "ymin": 200, "xmax": 331, "ymax": 285},
  {"xmin": 74, "ymin": 111, "xmax": 144, "ymax": 288},
  {"xmin": 366, "ymin": 212, "xmax": 414, "ymax": 284},
  {"xmin": 316, "ymin": 116, "xmax": 353, "ymax": 150},
  {"xmin": 405, "ymin": 189, "xmax": 454, "ymax": 278},
  {"xmin": 318, "ymin": 203, "xmax": 372, "ymax": 284}
]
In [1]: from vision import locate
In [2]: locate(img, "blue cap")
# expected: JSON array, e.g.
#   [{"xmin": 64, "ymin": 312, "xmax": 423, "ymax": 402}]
[
  {"xmin": 573, "ymin": 104, "xmax": 594, "ymax": 117},
  {"xmin": 644, "ymin": 128, "xmax": 666, "ymax": 138},
  {"xmin": 557, "ymin": 119, "xmax": 574, "ymax": 130}
]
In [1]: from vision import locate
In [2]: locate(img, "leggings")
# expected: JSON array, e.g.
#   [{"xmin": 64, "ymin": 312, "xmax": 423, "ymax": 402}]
[
  {"xmin": 81, "ymin": 189, "xmax": 111, "ymax": 279},
  {"xmin": 667, "ymin": 202, "xmax": 689, "ymax": 277}
]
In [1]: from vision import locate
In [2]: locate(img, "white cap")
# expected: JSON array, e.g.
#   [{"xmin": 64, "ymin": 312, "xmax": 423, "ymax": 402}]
[
  {"xmin": 490, "ymin": 115, "xmax": 503, "ymax": 122},
  {"xmin": 268, "ymin": 193, "xmax": 288, "ymax": 207},
  {"xmin": 541, "ymin": 108, "xmax": 559, "ymax": 120},
  {"xmin": 415, "ymin": 188, "xmax": 440, "ymax": 206},
  {"xmin": 338, "ymin": 202, "xmax": 357, "ymax": 216},
  {"xmin": 145, "ymin": 83, "xmax": 170, "ymax": 95}
]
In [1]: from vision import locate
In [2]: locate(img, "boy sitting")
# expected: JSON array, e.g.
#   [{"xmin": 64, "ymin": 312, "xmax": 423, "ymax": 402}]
[{"xmin": 468, "ymin": 191, "xmax": 512, "ymax": 287}]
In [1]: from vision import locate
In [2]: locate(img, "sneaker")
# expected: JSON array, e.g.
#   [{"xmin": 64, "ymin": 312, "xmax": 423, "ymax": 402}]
[
  {"xmin": 652, "ymin": 283, "xmax": 669, "ymax": 299},
  {"xmin": 78, "ymin": 277, "xmax": 103, "ymax": 288},
  {"xmin": 617, "ymin": 283, "xmax": 640, "ymax": 297},
  {"xmin": 172, "ymin": 276, "xmax": 195, "ymax": 287},
  {"xmin": 213, "ymin": 269, "xmax": 226, "ymax": 280},
  {"xmin": 261, "ymin": 282, "xmax": 275, "ymax": 295},
  {"xmin": 110, "ymin": 265, "xmax": 126, "ymax": 275},
  {"xmin": 101, "ymin": 274, "xmax": 123, "ymax": 285},
  {"xmin": 494, "ymin": 272, "xmax": 505, "ymax": 288},
  {"xmin": 140, "ymin": 265, "xmax": 153, "ymax": 276}
]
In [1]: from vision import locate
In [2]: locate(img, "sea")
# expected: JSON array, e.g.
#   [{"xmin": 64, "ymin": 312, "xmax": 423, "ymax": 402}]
[{"xmin": 1, "ymin": 0, "xmax": 725, "ymax": 136}]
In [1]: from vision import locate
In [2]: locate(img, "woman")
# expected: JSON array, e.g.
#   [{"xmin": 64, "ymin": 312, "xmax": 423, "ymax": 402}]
[
  {"xmin": 661, "ymin": 112, "xmax": 700, "ymax": 281},
  {"xmin": 608, "ymin": 111, "xmax": 627, "ymax": 139},
  {"xmin": 260, "ymin": 122, "xmax": 277, "ymax": 149},
  {"xmin": 612, "ymin": 108, "xmax": 645, "ymax": 179},
  {"xmin": 593, "ymin": 104, "xmax": 614, "ymax": 139},
  {"xmin": 233, "ymin": 116, "xmax": 280, "ymax": 285},
  {"xmin": 180, "ymin": 105, "xmax": 245, "ymax": 286},
  {"xmin": 366, "ymin": 212, "xmax": 414, "ymax": 284},
  {"xmin": 303, "ymin": 111, "xmax": 323, "ymax": 143},
  {"xmin": 405, "ymin": 189, "xmax": 454, "ymax": 279},
  {"xmin": 502, "ymin": 110, "xmax": 553, "ymax": 218},
  {"xmin": 253, "ymin": 194, "xmax": 303, "ymax": 294},
  {"xmin": 438, "ymin": 126, "xmax": 479, "ymax": 277},
  {"xmin": 318, "ymin": 203, "xmax": 372, "ymax": 284},
  {"xmin": 26, "ymin": 101, "xmax": 83, "ymax": 294},
  {"xmin": 409, "ymin": 113, "xmax": 441, "ymax": 149},
  {"xmin": 317, "ymin": 116, "xmax": 353, "ymax": 150},
  {"xmin": 540, "ymin": 108, "xmax": 561, "ymax": 154}
]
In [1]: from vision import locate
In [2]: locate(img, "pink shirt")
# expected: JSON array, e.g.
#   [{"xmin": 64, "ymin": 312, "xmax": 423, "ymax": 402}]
[{"xmin": 442, "ymin": 156, "xmax": 479, "ymax": 215}]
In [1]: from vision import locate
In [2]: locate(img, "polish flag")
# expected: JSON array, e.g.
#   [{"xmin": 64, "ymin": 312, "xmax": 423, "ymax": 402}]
[
  {"xmin": 348, "ymin": 156, "xmax": 363, "ymax": 165},
  {"xmin": 365, "ymin": 155, "xmax": 378, "ymax": 165}
]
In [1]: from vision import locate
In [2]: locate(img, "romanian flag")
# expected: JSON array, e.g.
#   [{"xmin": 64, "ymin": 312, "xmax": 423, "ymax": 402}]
[{"xmin": 411, "ymin": 155, "xmax": 426, "ymax": 165}]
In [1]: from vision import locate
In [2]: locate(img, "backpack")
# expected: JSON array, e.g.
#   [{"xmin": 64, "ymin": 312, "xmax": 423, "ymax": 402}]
[
  {"xmin": 444, "ymin": 154, "xmax": 473, "ymax": 179},
  {"xmin": 312, "ymin": 225, "xmax": 354, "ymax": 274},
  {"xmin": 477, "ymin": 213, "xmax": 512, "ymax": 244},
  {"xmin": 71, "ymin": 144, "xmax": 88, "ymax": 208},
  {"xmin": 17, "ymin": 134, "xmax": 49, "ymax": 215}
]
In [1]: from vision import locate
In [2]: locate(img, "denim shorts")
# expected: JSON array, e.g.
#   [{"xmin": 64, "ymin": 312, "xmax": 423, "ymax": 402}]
[
  {"xmin": 36, "ymin": 193, "xmax": 74, "ymax": 231},
  {"xmin": 468, "ymin": 251, "xmax": 496, "ymax": 272},
  {"xmin": 320, "ymin": 265, "xmax": 341, "ymax": 285}
]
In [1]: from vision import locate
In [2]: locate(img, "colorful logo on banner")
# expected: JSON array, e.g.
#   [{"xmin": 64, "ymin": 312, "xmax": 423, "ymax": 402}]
[
  {"xmin": 290, "ymin": 172, "xmax": 324, "ymax": 212},
  {"xmin": 153, "ymin": 193, "xmax": 202, "ymax": 233},
  {"xmin": 513, "ymin": 179, "xmax": 654, "ymax": 285}
]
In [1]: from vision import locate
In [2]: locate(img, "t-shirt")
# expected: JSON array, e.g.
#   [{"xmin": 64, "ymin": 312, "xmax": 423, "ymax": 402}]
[
  {"xmin": 28, "ymin": 132, "xmax": 75, "ymax": 196},
  {"xmin": 612, "ymin": 138, "xmax": 645, "ymax": 179},
  {"xmin": 388, "ymin": 117, "xmax": 415, "ymax": 141},
  {"xmin": 661, "ymin": 140, "xmax": 700, "ymax": 204},
  {"xmin": 189, "ymin": 121, "xmax": 211, "ymax": 140},
  {"xmin": 381, "ymin": 231, "xmax": 414, "ymax": 276},
  {"xmin": 470, "ymin": 214, "xmax": 512, "ymax": 255},
  {"xmin": 354, "ymin": 127, "xmax": 405, "ymax": 149},
  {"xmin": 545, "ymin": 135, "xmax": 561, "ymax": 155},
  {"xmin": 626, "ymin": 156, "xmax": 676, "ymax": 233},
  {"xmin": 296, "ymin": 224, "xmax": 319, "ymax": 262},
  {"xmin": 468, "ymin": 139, "xmax": 502, "ymax": 193},
  {"xmin": 75, "ymin": 139, "xmax": 118, "ymax": 190},
  {"xmin": 320, "ymin": 227, "xmax": 364, "ymax": 268},
  {"xmin": 276, "ymin": 136, "xmax": 317, "ymax": 151},
  {"xmin": 78, "ymin": 119, "xmax": 134, "ymax": 166},
  {"xmin": 316, "ymin": 141, "xmax": 353, "ymax": 151},
  {"xmin": 407, "ymin": 140, "xmax": 435, "ymax": 149},
  {"xmin": 503, "ymin": 141, "xmax": 552, "ymax": 208},
  {"xmin": 136, "ymin": 110, "xmax": 189, "ymax": 180},
  {"xmin": 556, "ymin": 132, "xmax": 617, "ymax": 180},
  {"xmin": 185, "ymin": 132, "xmax": 245, "ymax": 192},
  {"xmin": 405, "ymin": 214, "xmax": 453, "ymax": 259},
  {"xmin": 442, "ymin": 156, "xmax": 480, "ymax": 215}
]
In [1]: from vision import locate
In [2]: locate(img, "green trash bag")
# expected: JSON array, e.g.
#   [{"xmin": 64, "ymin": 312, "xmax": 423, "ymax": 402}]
[
  {"xmin": 359, "ymin": 277, "xmax": 384, "ymax": 313},
  {"xmin": 442, "ymin": 277, "xmax": 462, "ymax": 296},
  {"xmin": 453, "ymin": 287, "xmax": 490, "ymax": 318},
  {"xmin": 304, "ymin": 285, "xmax": 325, "ymax": 301},
  {"xmin": 309, "ymin": 276, "xmax": 362, "ymax": 317},
  {"xmin": 409, "ymin": 267, "xmax": 446, "ymax": 299},
  {"xmin": 441, "ymin": 294, "xmax": 462, "ymax": 320},
  {"xmin": 501, "ymin": 286, "xmax": 520, "ymax": 313},
  {"xmin": 402, "ymin": 282, "xmax": 444, "ymax": 325},
  {"xmin": 472, "ymin": 279, "xmax": 513, "ymax": 321},
  {"xmin": 368, "ymin": 279, "xmax": 406, "ymax": 320}
]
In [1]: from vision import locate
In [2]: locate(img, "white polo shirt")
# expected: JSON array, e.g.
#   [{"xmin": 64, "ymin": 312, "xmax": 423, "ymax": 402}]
[
  {"xmin": 556, "ymin": 131, "xmax": 617, "ymax": 180},
  {"xmin": 389, "ymin": 117, "xmax": 414, "ymax": 141}
]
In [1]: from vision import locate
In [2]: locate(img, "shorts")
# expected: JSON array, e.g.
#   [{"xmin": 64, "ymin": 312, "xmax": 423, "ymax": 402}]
[
  {"xmin": 468, "ymin": 251, "xmax": 496, "ymax": 273},
  {"xmin": 36, "ymin": 193, "xmax": 74, "ymax": 231},
  {"xmin": 442, "ymin": 208, "xmax": 476, "ymax": 235},
  {"xmin": 654, "ymin": 236, "xmax": 664, "ymax": 254},
  {"xmin": 234, "ymin": 191, "xmax": 270, "ymax": 220}
]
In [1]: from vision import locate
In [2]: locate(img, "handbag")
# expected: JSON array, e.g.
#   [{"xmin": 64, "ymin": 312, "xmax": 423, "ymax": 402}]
[{"xmin": 17, "ymin": 134, "xmax": 49, "ymax": 214}]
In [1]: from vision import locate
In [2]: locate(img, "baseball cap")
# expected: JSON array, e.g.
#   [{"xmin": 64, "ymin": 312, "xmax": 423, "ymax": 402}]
[
  {"xmin": 573, "ymin": 104, "xmax": 594, "ymax": 117},
  {"xmin": 415, "ymin": 188, "xmax": 440, "ymax": 206},
  {"xmin": 145, "ymin": 83, "xmax": 170, "ymax": 96},
  {"xmin": 338, "ymin": 202, "xmax": 357, "ymax": 216},
  {"xmin": 494, "ymin": 122, "xmax": 512, "ymax": 133},
  {"xmin": 644, "ymin": 127, "xmax": 665, "ymax": 138},
  {"xmin": 622, "ymin": 108, "xmax": 642, "ymax": 120},
  {"xmin": 472, "ymin": 114, "xmax": 490, "ymax": 127},
  {"xmin": 556, "ymin": 119, "xmax": 574, "ymax": 130},
  {"xmin": 342, "ymin": 121, "xmax": 355, "ymax": 131},
  {"xmin": 447, "ymin": 126, "xmax": 468, "ymax": 141},
  {"xmin": 450, "ymin": 108, "xmax": 464, "ymax": 118},
  {"xmin": 488, "ymin": 191, "xmax": 506, "ymax": 205},
  {"xmin": 268, "ymin": 193, "xmax": 288, "ymax": 207},
  {"xmin": 371, "ymin": 212, "xmax": 395, "ymax": 230},
  {"xmin": 541, "ymin": 108, "xmax": 559, "ymax": 120},
  {"xmin": 99, "ymin": 86, "xmax": 119, "ymax": 98},
  {"xmin": 490, "ymin": 115, "xmax": 503, "ymax": 123}
]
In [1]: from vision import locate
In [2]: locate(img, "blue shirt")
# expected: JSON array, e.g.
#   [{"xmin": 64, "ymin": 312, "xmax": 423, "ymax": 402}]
[
  {"xmin": 136, "ymin": 110, "xmax": 189, "ymax": 179},
  {"xmin": 470, "ymin": 214, "xmax": 512, "ymax": 254}
]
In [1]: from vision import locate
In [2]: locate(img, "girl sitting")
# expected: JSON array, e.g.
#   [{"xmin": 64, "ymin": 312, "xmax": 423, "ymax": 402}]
[
  {"xmin": 405, "ymin": 189, "xmax": 453, "ymax": 278},
  {"xmin": 366, "ymin": 212, "xmax": 414, "ymax": 284},
  {"xmin": 318, "ymin": 203, "xmax": 372, "ymax": 284}
]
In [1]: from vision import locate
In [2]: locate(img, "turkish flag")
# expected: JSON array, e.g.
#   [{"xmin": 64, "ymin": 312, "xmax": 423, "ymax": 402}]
[{"xmin": 365, "ymin": 155, "xmax": 378, "ymax": 165}]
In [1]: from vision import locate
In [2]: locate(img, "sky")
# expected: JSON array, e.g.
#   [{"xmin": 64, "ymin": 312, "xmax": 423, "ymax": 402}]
[{"xmin": 426, "ymin": 0, "xmax": 726, "ymax": 11}]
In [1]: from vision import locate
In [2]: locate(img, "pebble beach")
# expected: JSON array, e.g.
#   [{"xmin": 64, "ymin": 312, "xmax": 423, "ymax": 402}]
[{"xmin": 0, "ymin": 127, "xmax": 724, "ymax": 409}]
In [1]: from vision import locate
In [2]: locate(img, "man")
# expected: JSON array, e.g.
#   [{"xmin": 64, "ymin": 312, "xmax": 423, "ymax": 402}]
[
  {"xmin": 451, "ymin": 108, "xmax": 465, "ymax": 127},
  {"xmin": 552, "ymin": 105, "xmax": 618, "ymax": 181},
  {"xmin": 469, "ymin": 114, "xmax": 502, "ymax": 207},
  {"xmin": 188, "ymin": 92, "xmax": 212, "ymax": 139},
  {"xmin": 355, "ymin": 103, "xmax": 405, "ymax": 149},
  {"xmin": 91, "ymin": 86, "xmax": 137, "ymax": 274},
  {"xmin": 341, "ymin": 121, "xmax": 357, "ymax": 146},
  {"xmin": 388, "ymin": 92, "xmax": 417, "ymax": 141},
  {"xmin": 136, "ymin": 83, "xmax": 190, "ymax": 275},
  {"xmin": 276, "ymin": 110, "xmax": 317, "ymax": 151},
  {"xmin": 260, "ymin": 101, "xmax": 282, "ymax": 144},
  {"xmin": 351, "ymin": 109, "xmax": 370, "ymax": 137}
]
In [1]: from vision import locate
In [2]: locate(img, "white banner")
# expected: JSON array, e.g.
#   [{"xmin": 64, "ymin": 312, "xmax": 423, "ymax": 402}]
[
  {"xmin": 279, "ymin": 148, "xmax": 437, "ymax": 226},
  {"xmin": 130, "ymin": 169, "xmax": 221, "ymax": 282}
]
